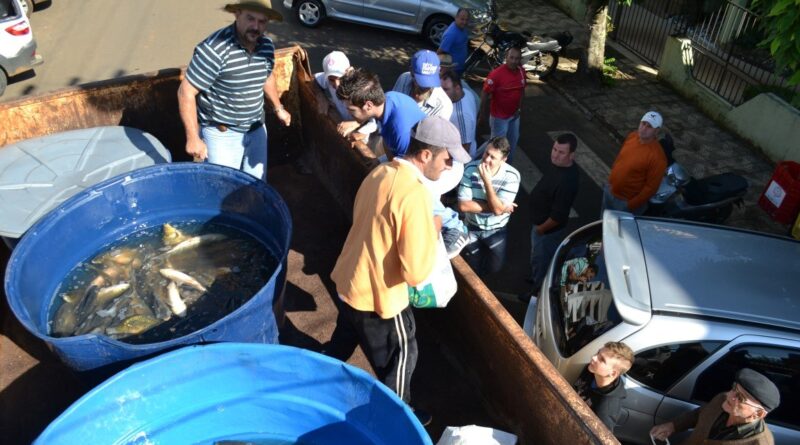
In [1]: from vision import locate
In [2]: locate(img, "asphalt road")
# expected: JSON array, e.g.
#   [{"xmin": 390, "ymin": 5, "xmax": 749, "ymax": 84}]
[{"xmin": 4, "ymin": 0, "xmax": 622, "ymax": 313}]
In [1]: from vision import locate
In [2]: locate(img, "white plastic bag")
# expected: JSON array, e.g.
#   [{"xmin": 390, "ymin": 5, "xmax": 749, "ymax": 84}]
[
  {"xmin": 436, "ymin": 424, "xmax": 518, "ymax": 445},
  {"xmin": 408, "ymin": 235, "xmax": 457, "ymax": 308}
]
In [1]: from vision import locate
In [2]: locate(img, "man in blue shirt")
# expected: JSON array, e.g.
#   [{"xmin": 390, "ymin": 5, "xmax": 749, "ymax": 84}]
[
  {"xmin": 437, "ymin": 8, "xmax": 470, "ymax": 74},
  {"xmin": 336, "ymin": 68, "xmax": 425, "ymax": 158}
]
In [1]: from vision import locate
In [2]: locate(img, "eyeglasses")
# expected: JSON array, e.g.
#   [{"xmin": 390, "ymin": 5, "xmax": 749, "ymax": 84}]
[{"xmin": 729, "ymin": 383, "xmax": 765, "ymax": 411}]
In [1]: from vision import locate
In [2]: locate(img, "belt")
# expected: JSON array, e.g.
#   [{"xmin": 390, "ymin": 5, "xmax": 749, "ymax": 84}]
[{"xmin": 213, "ymin": 122, "xmax": 263, "ymax": 133}]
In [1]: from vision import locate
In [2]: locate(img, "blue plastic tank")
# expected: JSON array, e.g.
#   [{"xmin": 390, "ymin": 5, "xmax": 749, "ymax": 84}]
[
  {"xmin": 4, "ymin": 163, "xmax": 291, "ymax": 371},
  {"xmin": 35, "ymin": 343, "xmax": 432, "ymax": 444}
]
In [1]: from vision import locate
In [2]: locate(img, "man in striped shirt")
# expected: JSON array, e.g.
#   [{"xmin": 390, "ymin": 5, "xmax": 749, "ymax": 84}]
[
  {"xmin": 458, "ymin": 136, "xmax": 521, "ymax": 277},
  {"xmin": 178, "ymin": 0, "xmax": 290, "ymax": 181}
]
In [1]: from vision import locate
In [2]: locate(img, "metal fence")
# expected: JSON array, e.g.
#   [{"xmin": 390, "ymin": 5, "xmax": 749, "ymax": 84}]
[{"xmin": 609, "ymin": 0, "xmax": 798, "ymax": 107}]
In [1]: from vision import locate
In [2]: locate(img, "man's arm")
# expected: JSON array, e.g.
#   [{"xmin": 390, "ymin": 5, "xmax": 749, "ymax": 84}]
[
  {"xmin": 479, "ymin": 162, "xmax": 516, "ymax": 215},
  {"xmin": 478, "ymin": 88, "xmax": 490, "ymax": 125},
  {"xmin": 177, "ymin": 78, "xmax": 206, "ymax": 161},
  {"xmin": 535, "ymin": 217, "xmax": 560, "ymax": 235},
  {"xmin": 264, "ymin": 73, "xmax": 291, "ymax": 127}
]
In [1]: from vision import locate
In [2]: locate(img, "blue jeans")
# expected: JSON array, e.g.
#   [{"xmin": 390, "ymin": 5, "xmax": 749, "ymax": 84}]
[
  {"xmin": 601, "ymin": 183, "xmax": 646, "ymax": 216},
  {"xmin": 201, "ymin": 124, "xmax": 268, "ymax": 181},
  {"xmin": 530, "ymin": 226, "xmax": 568, "ymax": 294},
  {"xmin": 490, "ymin": 114, "xmax": 520, "ymax": 160},
  {"xmin": 462, "ymin": 226, "xmax": 508, "ymax": 277}
]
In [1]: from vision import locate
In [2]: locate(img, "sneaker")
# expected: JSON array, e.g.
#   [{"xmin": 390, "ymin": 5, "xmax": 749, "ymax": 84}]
[
  {"xmin": 412, "ymin": 408, "xmax": 433, "ymax": 427},
  {"xmin": 443, "ymin": 228, "xmax": 469, "ymax": 259}
]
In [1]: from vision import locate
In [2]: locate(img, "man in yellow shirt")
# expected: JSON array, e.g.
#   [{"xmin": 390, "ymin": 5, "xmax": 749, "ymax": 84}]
[{"xmin": 326, "ymin": 116, "xmax": 470, "ymax": 425}]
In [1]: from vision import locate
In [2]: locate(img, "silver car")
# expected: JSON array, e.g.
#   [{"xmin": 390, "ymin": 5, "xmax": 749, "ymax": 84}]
[
  {"xmin": 523, "ymin": 211, "xmax": 800, "ymax": 444},
  {"xmin": 282, "ymin": 0, "xmax": 488, "ymax": 46}
]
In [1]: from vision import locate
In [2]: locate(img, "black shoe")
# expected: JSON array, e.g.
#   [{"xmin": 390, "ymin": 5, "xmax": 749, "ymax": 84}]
[{"xmin": 412, "ymin": 408, "xmax": 432, "ymax": 427}]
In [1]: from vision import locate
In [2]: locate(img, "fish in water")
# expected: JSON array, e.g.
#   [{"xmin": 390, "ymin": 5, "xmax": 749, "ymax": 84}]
[
  {"xmin": 163, "ymin": 234, "xmax": 227, "ymax": 257},
  {"xmin": 160, "ymin": 268, "xmax": 207, "ymax": 292},
  {"xmin": 95, "ymin": 282, "xmax": 130, "ymax": 305},
  {"xmin": 166, "ymin": 282, "xmax": 187, "ymax": 317},
  {"xmin": 106, "ymin": 315, "xmax": 160, "ymax": 336},
  {"xmin": 162, "ymin": 223, "xmax": 189, "ymax": 246},
  {"xmin": 52, "ymin": 301, "xmax": 77, "ymax": 337}
]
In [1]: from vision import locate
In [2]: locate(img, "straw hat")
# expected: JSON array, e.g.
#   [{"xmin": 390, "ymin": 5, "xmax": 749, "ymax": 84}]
[{"xmin": 224, "ymin": 0, "xmax": 283, "ymax": 21}]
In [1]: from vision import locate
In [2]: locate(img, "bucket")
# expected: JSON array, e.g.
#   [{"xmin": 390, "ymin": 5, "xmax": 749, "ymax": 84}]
[
  {"xmin": 35, "ymin": 343, "xmax": 432, "ymax": 444},
  {"xmin": 4, "ymin": 163, "xmax": 291, "ymax": 372}
]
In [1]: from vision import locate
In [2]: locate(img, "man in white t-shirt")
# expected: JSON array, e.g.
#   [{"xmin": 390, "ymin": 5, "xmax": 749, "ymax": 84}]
[
  {"xmin": 314, "ymin": 51, "xmax": 377, "ymax": 140},
  {"xmin": 392, "ymin": 49, "xmax": 453, "ymax": 120},
  {"xmin": 440, "ymin": 69, "xmax": 478, "ymax": 159}
]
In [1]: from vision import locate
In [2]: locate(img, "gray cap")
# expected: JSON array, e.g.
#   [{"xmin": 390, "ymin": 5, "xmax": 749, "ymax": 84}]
[
  {"xmin": 412, "ymin": 116, "xmax": 471, "ymax": 164},
  {"xmin": 735, "ymin": 368, "xmax": 780, "ymax": 411}
]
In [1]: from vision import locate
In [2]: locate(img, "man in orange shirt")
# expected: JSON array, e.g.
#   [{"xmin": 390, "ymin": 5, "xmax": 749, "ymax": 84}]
[
  {"xmin": 325, "ymin": 116, "xmax": 470, "ymax": 425},
  {"xmin": 602, "ymin": 111, "xmax": 667, "ymax": 215}
]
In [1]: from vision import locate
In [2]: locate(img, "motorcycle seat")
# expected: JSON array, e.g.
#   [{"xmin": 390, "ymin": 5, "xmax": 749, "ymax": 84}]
[
  {"xmin": 527, "ymin": 40, "xmax": 558, "ymax": 52},
  {"xmin": 684, "ymin": 173, "xmax": 748, "ymax": 206}
]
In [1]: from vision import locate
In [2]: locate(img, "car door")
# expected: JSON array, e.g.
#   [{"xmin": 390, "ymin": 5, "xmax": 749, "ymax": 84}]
[
  {"xmin": 328, "ymin": 0, "xmax": 363, "ymax": 17},
  {"xmin": 615, "ymin": 340, "xmax": 726, "ymax": 444},
  {"xmin": 361, "ymin": 0, "xmax": 420, "ymax": 28},
  {"xmin": 655, "ymin": 336, "xmax": 800, "ymax": 445}
]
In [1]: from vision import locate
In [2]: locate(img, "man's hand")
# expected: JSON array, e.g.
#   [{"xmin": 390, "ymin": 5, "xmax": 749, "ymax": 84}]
[
  {"xmin": 276, "ymin": 108, "xmax": 291, "ymax": 127},
  {"xmin": 503, "ymin": 203, "xmax": 518, "ymax": 214},
  {"xmin": 186, "ymin": 137, "xmax": 208, "ymax": 162},
  {"xmin": 650, "ymin": 422, "xmax": 675, "ymax": 441},
  {"xmin": 478, "ymin": 162, "xmax": 492, "ymax": 182},
  {"xmin": 337, "ymin": 120, "xmax": 361, "ymax": 138}
]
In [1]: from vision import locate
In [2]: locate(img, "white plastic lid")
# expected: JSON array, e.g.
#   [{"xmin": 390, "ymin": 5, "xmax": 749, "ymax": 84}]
[{"xmin": 0, "ymin": 126, "xmax": 171, "ymax": 238}]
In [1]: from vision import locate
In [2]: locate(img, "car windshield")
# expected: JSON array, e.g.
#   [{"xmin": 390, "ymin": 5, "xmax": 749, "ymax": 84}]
[{"xmin": 548, "ymin": 222, "xmax": 621, "ymax": 357}]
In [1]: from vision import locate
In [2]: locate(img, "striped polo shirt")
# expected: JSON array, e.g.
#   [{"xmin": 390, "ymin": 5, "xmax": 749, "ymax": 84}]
[
  {"xmin": 185, "ymin": 24, "xmax": 275, "ymax": 133},
  {"xmin": 458, "ymin": 160, "xmax": 521, "ymax": 230}
]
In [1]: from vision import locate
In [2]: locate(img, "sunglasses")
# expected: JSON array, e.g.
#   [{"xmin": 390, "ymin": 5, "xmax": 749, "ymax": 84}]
[{"xmin": 729, "ymin": 383, "xmax": 765, "ymax": 411}]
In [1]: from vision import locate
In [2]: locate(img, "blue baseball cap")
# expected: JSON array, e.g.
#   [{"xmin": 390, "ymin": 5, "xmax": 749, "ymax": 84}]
[{"xmin": 411, "ymin": 50, "xmax": 441, "ymax": 88}]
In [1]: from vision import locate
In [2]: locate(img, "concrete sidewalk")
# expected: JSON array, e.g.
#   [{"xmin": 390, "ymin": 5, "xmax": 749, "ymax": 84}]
[{"xmin": 496, "ymin": 0, "xmax": 790, "ymax": 236}]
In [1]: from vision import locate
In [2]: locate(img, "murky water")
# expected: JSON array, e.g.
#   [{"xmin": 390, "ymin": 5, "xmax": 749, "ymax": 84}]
[{"xmin": 48, "ymin": 221, "xmax": 277, "ymax": 343}]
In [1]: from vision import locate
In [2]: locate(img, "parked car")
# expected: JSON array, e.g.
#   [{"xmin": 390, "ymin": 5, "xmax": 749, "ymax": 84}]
[
  {"xmin": 0, "ymin": 0, "xmax": 42, "ymax": 96},
  {"xmin": 523, "ymin": 210, "xmax": 800, "ymax": 445},
  {"xmin": 282, "ymin": 0, "xmax": 488, "ymax": 47}
]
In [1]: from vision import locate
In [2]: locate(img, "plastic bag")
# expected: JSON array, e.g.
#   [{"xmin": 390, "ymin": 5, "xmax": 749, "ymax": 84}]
[
  {"xmin": 408, "ymin": 235, "xmax": 457, "ymax": 308},
  {"xmin": 436, "ymin": 424, "xmax": 518, "ymax": 445}
]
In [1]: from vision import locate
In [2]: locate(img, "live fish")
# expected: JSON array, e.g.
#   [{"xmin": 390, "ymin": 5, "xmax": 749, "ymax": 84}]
[
  {"xmin": 106, "ymin": 315, "xmax": 159, "ymax": 336},
  {"xmin": 162, "ymin": 223, "xmax": 189, "ymax": 246},
  {"xmin": 160, "ymin": 268, "xmax": 207, "ymax": 292},
  {"xmin": 163, "ymin": 234, "xmax": 227, "ymax": 257},
  {"xmin": 166, "ymin": 282, "xmax": 187, "ymax": 317}
]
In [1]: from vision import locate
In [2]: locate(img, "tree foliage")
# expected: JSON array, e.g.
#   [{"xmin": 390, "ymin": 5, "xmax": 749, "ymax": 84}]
[{"xmin": 753, "ymin": 0, "xmax": 800, "ymax": 84}]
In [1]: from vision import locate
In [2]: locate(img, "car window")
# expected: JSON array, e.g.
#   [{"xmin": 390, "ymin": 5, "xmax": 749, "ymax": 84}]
[
  {"xmin": 692, "ymin": 344, "xmax": 800, "ymax": 430},
  {"xmin": 549, "ymin": 223, "xmax": 621, "ymax": 357},
  {"xmin": 628, "ymin": 341, "xmax": 724, "ymax": 392},
  {"xmin": 1, "ymin": 0, "xmax": 16, "ymax": 19}
]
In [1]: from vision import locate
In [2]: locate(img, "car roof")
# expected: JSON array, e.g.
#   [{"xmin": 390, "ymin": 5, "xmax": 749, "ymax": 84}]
[{"xmin": 624, "ymin": 214, "xmax": 800, "ymax": 331}]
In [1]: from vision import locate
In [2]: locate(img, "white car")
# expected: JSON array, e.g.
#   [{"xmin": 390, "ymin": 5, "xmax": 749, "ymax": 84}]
[
  {"xmin": 0, "ymin": 0, "xmax": 43, "ymax": 96},
  {"xmin": 524, "ymin": 211, "xmax": 800, "ymax": 444},
  {"xmin": 282, "ymin": 0, "xmax": 488, "ymax": 47}
]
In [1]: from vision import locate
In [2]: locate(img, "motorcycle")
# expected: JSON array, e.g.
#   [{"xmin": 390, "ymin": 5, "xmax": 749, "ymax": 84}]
[
  {"xmin": 647, "ymin": 161, "xmax": 749, "ymax": 224},
  {"xmin": 464, "ymin": 0, "xmax": 572, "ymax": 80}
]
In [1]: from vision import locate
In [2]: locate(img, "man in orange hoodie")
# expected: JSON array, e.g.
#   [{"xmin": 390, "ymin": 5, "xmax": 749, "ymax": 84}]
[
  {"xmin": 602, "ymin": 111, "xmax": 667, "ymax": 215},
  {"xmin": 325, "ymin": 116, "xmax": 470, "ymax": 425}
]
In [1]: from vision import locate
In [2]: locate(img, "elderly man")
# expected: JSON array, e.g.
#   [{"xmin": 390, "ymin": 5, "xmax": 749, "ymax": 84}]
[
  {"xmin": 326, "ymin": 116, "xmax": 468, "ymax": 427},
  {"xmin": 602, "ymin": 111, "xmax": 668, "ymax": 215},
  {"xmin": 437, "ymin": 8, "xmax": 471, "ymax": 74},
  {"xmin": 178, "ymin": 0, "xmax": 290, "ymax": 181},
  {"xmin": 393, "ymin": 49, "xmax": 453, "ymax": 119},
  {"xmin": 479, "ymin": 46, "xmax": 525, "ymax": 161},
  {"xmin": 650, "ymin": 368, "xmax": 780, "ymax": 445},
  {"xmin": 458, "ymin": 136, "xmax": 521, "ymax": 277}
]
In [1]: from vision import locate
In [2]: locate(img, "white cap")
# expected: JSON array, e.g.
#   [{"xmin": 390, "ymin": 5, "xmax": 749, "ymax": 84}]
[
  {"xmin": 322, "ymin": 51, "xmax": 350, "ymax": 78},
  {"xmin": 641, "ymin": 111, "xmax": 663, "ymax": 128}
]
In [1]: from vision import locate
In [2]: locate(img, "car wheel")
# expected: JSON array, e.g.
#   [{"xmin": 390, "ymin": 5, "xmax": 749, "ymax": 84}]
[
  {"xmin": 0, "ymin": 70, "xmax": 8, "ymax": 97},
  {"xmin": 22, "ymin": 0, "xmax": 33, "ymax": 16},
  {"xmin": 423, "ymin": 15, "xmax": 452, "ymax": 47},
  {"xmin": 295, "ymin": 0, "xmax": 324, "ymax": 28}
]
